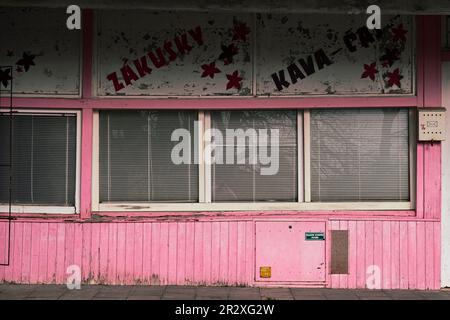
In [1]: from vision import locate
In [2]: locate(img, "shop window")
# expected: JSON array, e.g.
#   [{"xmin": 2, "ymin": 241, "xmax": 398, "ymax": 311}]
[
  {"xmin": 309, "ymin": 108, "xmax": 410, "ymax": 202},
  {"xmin": 0, "ymin": 111, "xmax": 79, "ymax": 213},
  {"xmin": 210, "ymin": 110, "xmax": 298, "ymax": 202},
  {"xmin": 99, "ymin": 110, "xmax": 198, "ymax": 202},
  {"xmin": 93, "ymin": 108, "xmax": 414, "ymax": 211}
]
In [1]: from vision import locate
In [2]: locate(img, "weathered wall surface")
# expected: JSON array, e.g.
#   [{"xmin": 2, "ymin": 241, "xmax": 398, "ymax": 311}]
[{"xmin": 0, "ymin": 219, "xmax": 440, "ymax": 289}]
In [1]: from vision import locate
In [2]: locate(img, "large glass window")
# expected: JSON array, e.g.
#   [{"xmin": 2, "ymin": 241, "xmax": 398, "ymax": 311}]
[
  {"xmin": 99, "ymin": 110, "xmax": 198, "ymax": 202},
  {"xmin": 0, "ymin": 112, "xmax": 77, "ymax": 206},
  {"xmin": 210, "ymin": 110, "xmax": 298, "ymax": 202},
  {"xmin": 310, "ymin": 108, "xmax": 410, "ymax": 202},
  {"xmin": 94, "ymin": 108, "xmax": 413, "ymax": 211}
]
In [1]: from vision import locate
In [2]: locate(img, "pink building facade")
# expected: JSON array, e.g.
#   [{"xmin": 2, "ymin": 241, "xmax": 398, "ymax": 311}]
[{"xmin": 0, "ymin": 7, "xmax": 445, "ymax": 289}]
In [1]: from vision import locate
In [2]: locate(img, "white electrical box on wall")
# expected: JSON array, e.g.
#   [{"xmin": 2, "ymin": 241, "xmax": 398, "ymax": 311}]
[{"xmin": 418, "ymin": 108, "xmax": 446, "ymax": 141}]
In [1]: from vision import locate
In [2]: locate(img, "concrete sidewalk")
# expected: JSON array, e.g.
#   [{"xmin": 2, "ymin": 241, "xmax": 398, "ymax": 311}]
[{"xmin": 0, "ymin": 285, "xmax": 450, "ymax": 300}]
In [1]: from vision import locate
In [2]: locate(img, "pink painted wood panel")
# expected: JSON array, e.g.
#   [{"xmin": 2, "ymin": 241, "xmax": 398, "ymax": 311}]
[
  {"xmin": 0, "ymin": 219, "xmax": 441, "ymax": 289},
  {"xmin": 255, "ymin": 221, "xmax": 326, "ymax": 283}
]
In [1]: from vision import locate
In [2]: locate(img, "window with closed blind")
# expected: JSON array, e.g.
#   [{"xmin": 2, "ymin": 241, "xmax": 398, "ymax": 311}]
[
  {"xmin": 210, "ymin": 110, "xmax": 298, "ymax": 202},
  {"xmin": 93, "ymin": 108, "xmax": 413, "ymax": 211},
  {"xmin": 99, "ymin": 110, "xmax": 198, "ymax": 203},
  {"xmin": 0, "ymin": 112, "xmax": 78, "ymax": 210},
  {"xmin": 309, "ymin": 108, "xmax": 410, "ymax": 202}
]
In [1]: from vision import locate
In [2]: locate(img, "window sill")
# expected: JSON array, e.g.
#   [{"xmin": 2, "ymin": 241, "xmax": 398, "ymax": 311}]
[
  {"xmin": 0, "ymin": 205, "xmax": 77, "ymax": 215},
  {"xmin": 96, "ymin": 201, "xmax": 414, "ymax": 212}
]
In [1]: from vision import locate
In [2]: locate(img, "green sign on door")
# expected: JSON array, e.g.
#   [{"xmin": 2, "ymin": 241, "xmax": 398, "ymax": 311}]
[{"xmin": 305, "ymin": 232, "xmax": 325, "ymax": 241}]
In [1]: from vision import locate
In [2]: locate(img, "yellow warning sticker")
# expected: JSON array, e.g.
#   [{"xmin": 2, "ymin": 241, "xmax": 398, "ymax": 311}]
[{"xmin": 260, "ymin": 266, "xmax": 271, "ymax": 278}]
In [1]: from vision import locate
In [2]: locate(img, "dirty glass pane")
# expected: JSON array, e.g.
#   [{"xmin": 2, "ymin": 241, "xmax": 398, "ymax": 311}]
[
  {"xmin": 99, "ymin": 110, "xmax": 198, "ymax": 202},
  {"xmin": 211, "ymin": 110, "xmax": 297, "ymax": 202},
  {"xmin": 0, "ymin": 114, "xmax": 76, "ymax": 206},
  {"xmin": 310, "ymin": 108, "xmax": 410, "ymax": 202}
]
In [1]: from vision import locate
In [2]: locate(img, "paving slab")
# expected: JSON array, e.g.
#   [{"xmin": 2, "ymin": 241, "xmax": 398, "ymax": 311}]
[{"xmin": 1, "ymin": 284, "xmax": 450, "ymax": 300}]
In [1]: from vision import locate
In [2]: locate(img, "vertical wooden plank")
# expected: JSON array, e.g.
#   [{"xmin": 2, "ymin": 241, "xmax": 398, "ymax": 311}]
[
  {"xmin": 98, "ymin": 223, "xmax": 109, "ymax": 283},
  {"xmin": 46, "ymin": 223, "xmax": 58, "ymax": 283},
  {"xmin": 228, "ymin": 221, "xmax": 238, "ymax": 285},
  {"xmin": 219, "ymin": 221, "xmax": 229, "ymax": 283},
  {"xmin": 73, "ymin": 223, "xmax": 83, "ymax": 282},
  {"xmin": 80, "ymin": 109, "xmax": 93, "ymax": 220},
  {"xmin": 107, "ymin": 223, "xmax": 118, "ymax": 285},
  {"xmin": 382, "ymin": 221, "xmax": 391, "ymax": 289},
  {"xmin": 116, "ymin": 223, "xmax": 127, "ymax": 284},
  {"xmin": 390, "ymin": 221, "xmax": 400, "ymax": 289},
  {"xmin": 416, "ymin": 144, "xmax": 425, "ymax": 219},
  {"xmin": 133, "ymin": 223, "xmax": 144, "ymax": 284},
  {"xmin": 159, "ymin": 222, "xmax": 169, "ymax": 285},
  {"xmin": 37, "ymin": 223, "xmax": 49, "ymax": 283},
  {"xmin": 245, "ymin": 221, "xmax": 253, "ymax": 285},
  {"xmin": 64, "ymin": 223, "xmax": 75, "ymax": 278},
  {"xmin": 407, "ymin": 221, "xmax": 417, "ymax": 289},
  {"xmin": 356, "ymin": 220, "xmax": 365, "ymax": 288},
  {"xmin": 167, "ymin": 223, "xmax": 178, "ymax": 285},
  {"xmin": 416, "ymin": 222, "xmax": 426, "ymax": 289},
  {"xmin": 125, "ymin": 223, "xmax": 135, "ymax": 284},
  {"xmin": 211, "ymin": 221, "xmax": 220, "ymax": 284},
  {"xmin": 90, "ymin": 223, "xmax": 101, "ymax": 283},
  {"xmin": 193, "ymin": 222, "xmax": 204, "ymax": 284},
  {"xmin": 365, "ymin": 221, "xmax": 374, "ymax": 289},
  {"xmin": 3, "ymin": 222, "xmax": 14, "ymax": 282},
  {"xmin": 373, "ymin": 221, "xmax": 383, "ymax": 289},
  {"xmin": 347, "ymin": 221, "xmax": 357, "ymax": 289},
  {"xmin": 29, "ymin": 223, "xmax": 41, "ymax": 284},
  {"xmin": 81, "ymin": 223, "xmax": 92, "ymax": 282},
  {"xmin": 434, "ymin": 222, "xmax": 441, "ymax": 290},
  {"xmin": 176, "ymin": 222, "xmax": 186, "ymax": 285},
  {"xmin": 12, "ymin": 222, "xmax": 24, "ymax": 282},
  {"xmin": 151, "ymin": 223, "xmax": 160, "ymax": 284},
  {"xmin": 142, "ymin": 222, "xmax": 152, "ymax": 284},
  {"xmin": 55, "ymin": 223, "xmax": 66, "ymax": 284},
  {"xmin": 236, "ymin": 221, "xmax": 246, "ymax": 285},
  {"xmin": 424, "ymin": 144, "xmax": 442, "ymax": 220},
  {"xmin": 185, "ymin": 222, "xmax": 195, "ymax": 284},
  {"xmin": 425, "ymin": 222, "xmax": 435, "ymax": 289},
  {"xmin": 21, "ymin": 223, "xmax": 32, "ymax": 283},
  {"xmin": 399, "ymin": 222, "xmax": 409, "ymax": 289},
  {"xmin": 203, "ymin": 222, "xmax": 212, "ymax": 284}
]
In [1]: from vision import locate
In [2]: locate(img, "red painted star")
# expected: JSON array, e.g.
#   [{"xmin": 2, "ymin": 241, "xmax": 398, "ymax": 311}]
[
  {"xmin": 391, "ymin": 24, "xmax": 408, "ymax": 42},
  {"xmin": 219, "ymin": 44, "xmax": 238, "ymax": 65},
  {"xmin": 380, "ymin": 48, "xmax": 400, "ymax": 67},
  {"xmin": 0, "ymin": 68, "xmax": 12, "ymax": 88},
  {"xmin": 361, "ymin": 62, "xmax": 379, "ymax": 81},
  {"xmin": 226, "ymin": 71, "xmax": 242, "ymax": 90},
  {"xmin": 232, "ymin": 21, "xmax": 251, "ymax": 42},
  {"xmin": 201, "ymin": 62, "xmax": 221, "ymax": 79},
  {"xmin": 386, "ymin": 68, "xmax": 403, "ymax": 88},
  {"xmin": 16, "ymin": 52, "xmax": 35, "ymax": 72}
]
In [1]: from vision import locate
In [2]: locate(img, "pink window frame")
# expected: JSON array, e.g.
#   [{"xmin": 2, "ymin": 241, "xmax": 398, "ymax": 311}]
[{"xmin": 0, "ymin": 12, "xmax": 442, "ymax": 222}]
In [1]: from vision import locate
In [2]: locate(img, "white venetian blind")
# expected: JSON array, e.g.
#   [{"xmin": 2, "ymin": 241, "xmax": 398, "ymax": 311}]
[
  {"xmin": 211, "ymin": 110, "xmax": 297, "ymax": 202},
  {"xmin": 310, "ymin": 108, "xmax": 410, "ymax": 202},
  {"xmin": 0, "ymin": 113, "xmax": 77, "ymax": 206},
  {"xmin": 99, "ymin": 110, "xmax": 198, "ymax": 202}
]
